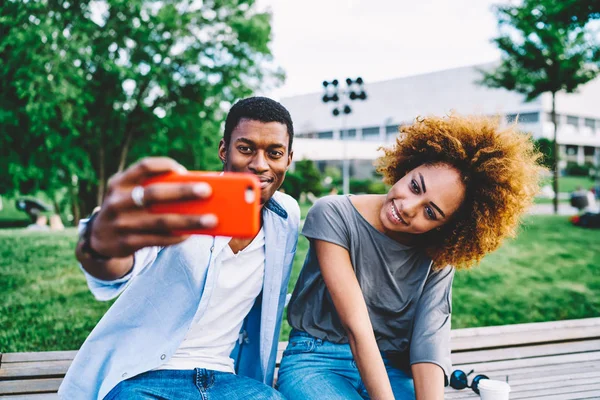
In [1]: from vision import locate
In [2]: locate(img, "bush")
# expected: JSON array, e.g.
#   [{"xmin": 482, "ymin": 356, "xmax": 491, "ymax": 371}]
[
  {"xmin": 565, "ymin": 162, "xmax": 593, "ymax": 177},
  {"xmin": 280, "ymin": 172, "xmax": 303, "ymax": 200},
  {"xmin": 349, "ymin": 179, "xmax": 389, "ymax": 194}
]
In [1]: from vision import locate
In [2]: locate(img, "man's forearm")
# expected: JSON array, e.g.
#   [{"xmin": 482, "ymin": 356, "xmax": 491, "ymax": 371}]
[{"xmin": 76, "ymin": 239, "xmax": 134, "ymax": 281}]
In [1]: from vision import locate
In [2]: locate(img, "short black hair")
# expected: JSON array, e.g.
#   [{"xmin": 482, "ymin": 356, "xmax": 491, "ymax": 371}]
[{"xmin": 224, "ymin": 96, "xmax": 294, "ymax": 150}]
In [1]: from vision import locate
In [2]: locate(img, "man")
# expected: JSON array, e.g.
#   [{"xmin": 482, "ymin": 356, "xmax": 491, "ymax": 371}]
[{"xmin": 59, "ymin": 97, "xmax": 299, "ymax": 399}]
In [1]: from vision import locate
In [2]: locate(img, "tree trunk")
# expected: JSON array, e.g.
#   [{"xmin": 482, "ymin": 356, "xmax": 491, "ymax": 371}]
[
  {"xmin": 117, "ymin": 130, "xmax": 133, "ymax": 173},
  {"xmin": 69, "ymin": 180, "xmax": 80, "ymax": 225},
  {"xmin": 97, "ymin": 144, "xmax": 106, "ymax": 206},
  {"xmin": 551, "ymin": 92, "xmax": 559, "ymax": 215},
  {"xmin": 117, "ymin": 80, "xmax": 151, "ymax": 172}
]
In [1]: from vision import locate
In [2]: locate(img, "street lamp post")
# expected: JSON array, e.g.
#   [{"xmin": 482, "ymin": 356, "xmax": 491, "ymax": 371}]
[{"xmin": 322, "ymin": 77, "xmax": 367, "ymax": 195}]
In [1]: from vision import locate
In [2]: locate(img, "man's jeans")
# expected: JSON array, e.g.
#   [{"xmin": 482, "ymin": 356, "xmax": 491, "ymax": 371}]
[
  {"xmin": 276, "ymin": 329, "xmax": 415, "ymax": 400},
  {"xmin": 105, "ymin": 368, "xmax": 285, "ymax": 400}
]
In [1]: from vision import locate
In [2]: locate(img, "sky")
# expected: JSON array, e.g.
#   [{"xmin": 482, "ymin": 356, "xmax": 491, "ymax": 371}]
[{"xmin": 255, "ymin": 0, "xmax": 505, "ymax": 100}]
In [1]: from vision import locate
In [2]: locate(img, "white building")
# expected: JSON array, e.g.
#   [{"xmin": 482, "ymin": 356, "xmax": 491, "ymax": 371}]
[{"xmin": 281, "ymin": 63, "xmax": 600, "ymax": 178}]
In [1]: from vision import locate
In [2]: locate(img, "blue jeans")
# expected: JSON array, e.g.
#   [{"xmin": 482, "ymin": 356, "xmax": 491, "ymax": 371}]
[
  {"xmin": 277, "ymin": 330, "xmax": 415, "ymax": 400},
  {"xmin": 105, "ymin": 368, "xmax": 285, "ymax": 400}
]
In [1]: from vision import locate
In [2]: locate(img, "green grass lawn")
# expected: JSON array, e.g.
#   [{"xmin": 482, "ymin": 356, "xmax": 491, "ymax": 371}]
[
  {"xmin": 0, "ymin": 195, "xmax": 31, "ymax": 228},
  {"xmin": 1, "ymin": 215, "xmax": 599, "ymax": 352},
  {"xmin": 541, "ymin": 175, "xmax": 597, "ymax": 193}
]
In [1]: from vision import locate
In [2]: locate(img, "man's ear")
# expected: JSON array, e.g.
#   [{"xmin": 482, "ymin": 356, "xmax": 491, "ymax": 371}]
[
  {"xmin": 218, "ymin": 139, "xmax": 227, "ymax": 164},
  {"xmin": 286, "ymin": 150, "xmax": 294, "ymax": 170}
]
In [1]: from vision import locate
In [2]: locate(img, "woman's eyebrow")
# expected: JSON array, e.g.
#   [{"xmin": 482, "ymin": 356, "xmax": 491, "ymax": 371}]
[
  {"xmin": 419, "ymin": 173, "xmax": 426, "ymax": 193},
  {"xmin": 430, "ymin": 202, "xmax": 446, "ymax": 218}
]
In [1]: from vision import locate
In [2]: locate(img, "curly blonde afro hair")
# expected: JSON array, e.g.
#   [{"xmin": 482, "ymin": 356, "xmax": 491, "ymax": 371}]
[{"xmin": 376, "ymin": 114, "xmax": 543, "ymax": 270}]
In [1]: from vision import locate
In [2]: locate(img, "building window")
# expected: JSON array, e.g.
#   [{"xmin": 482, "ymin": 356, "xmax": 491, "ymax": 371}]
[
  {"xmin": 317, "ymin": 131, "xmax": 333, "ymax": 139},
  {"xmin": 341, "ymin": 129, "xmax": 356, "ymax": 140},
  {"xmin": 584, "ymin": 146, "xmax": 595, "ymax": 156},
  {"xmin": 566, "ymin": 145, "xmax": 578, "ymax": 156},
  {"xmin": 506, "ymin": 112, "xmax": 539, "ymax": 124},
  {"xmin": 297, "ymin": 132, "xmax": 317, "ymax": 139},
  {"xmin": 386, "ymin": 125, "xmax": 399, "ymax": 140},
  {"xmin": 584, "ymin": 118, "xmax": 596, "ymax": 129},
  {"xmin": 362, "ymin": 127, "xmax": 380, "ymax": 141},
  {"xmin": 567, "ymin": 116, "xmax": 579, "ymax": 126}
]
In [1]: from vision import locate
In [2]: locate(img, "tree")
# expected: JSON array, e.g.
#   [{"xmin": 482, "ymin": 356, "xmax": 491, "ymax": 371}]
[
  {"xmin": 534, "ymin": 138, "xmax": 556, "ymax": 170},
  {"xmin": 479, "ymin": 0, "xmax": 600, "ymax": 213},
  {"xmin": 294, "ymin": 159, "xmax": 323, "ymax": 196},
  {"xmin": 0, "ymin": 0, "xmax": 283, "ymax": 220},
  {"xmin": 280, "ymin": 159, "xmax": 324, "ymax": 200}
]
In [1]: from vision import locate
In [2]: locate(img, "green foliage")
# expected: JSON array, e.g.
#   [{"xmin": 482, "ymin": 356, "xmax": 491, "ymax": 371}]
[
  {"xmin": 281, "ymin": 159, "xmax": 324, "ymax": 199},
  {"xmin": 280, "ymin": 171, "xmax": 302, "ymax": 199},
  {"xmin": 349, "ymin": 178, "xmax": 388, "ymax": 194},
  {"xmin": 294, "ymin": 159, "xmax": 323, "ymax": 196},
  {"xmin": 479, "ymin": 1, "xmax": 600, "ymax": 101},
  {"xmin": 0, "ymin": 0, "xmax": 283, "ymax": 218},
  {"xmin": 479, "ymin": 0, "xmax": 600, "ymax": 213},
  {"xmin": 534, "ymin": 138, "xmax": 556, "ymax": 170},
  {"xmin": 565, "ymin": 162, "xmax": 594, "ymax": 177}
]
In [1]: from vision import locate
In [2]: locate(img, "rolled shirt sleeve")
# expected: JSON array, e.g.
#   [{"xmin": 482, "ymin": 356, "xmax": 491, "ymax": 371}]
[
  {"xmin": 301, "ymin": 196, "xmax": 351, "ymax": 250},
  {"xmin": 409, "ymin": 264, "xmax": 454, "ymax": 382},
  {"xmin": 77, "ymin": 218, "xmax": 161, "ymax": 301}
]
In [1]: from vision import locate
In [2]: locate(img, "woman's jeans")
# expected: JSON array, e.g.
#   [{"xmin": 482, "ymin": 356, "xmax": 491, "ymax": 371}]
[{"xmin": 277, "ymin": 329, "xmax": 415, "ymax": 400}]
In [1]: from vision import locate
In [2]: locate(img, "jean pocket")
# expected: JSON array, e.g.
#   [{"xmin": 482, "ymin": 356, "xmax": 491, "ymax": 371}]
[{"xmin": 282, "ymin": 338, "xmax": 315, "ymax": 356}]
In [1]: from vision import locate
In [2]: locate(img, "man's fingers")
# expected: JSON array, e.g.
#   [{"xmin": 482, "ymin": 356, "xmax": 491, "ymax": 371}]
[
  {"xmin": 142, "ymin": 182, "xmax": 212, "ymax": 207},
  {"xmin": 103, "ymin": 182, "xmax": 212, "ymax": 214},
  {"xmin": 116, "ymin": 213, "xmax": 218, "ymax": 234},
  {"xmin": 120, "ymin": 157, "xmax": 186, "ymax": 186}
]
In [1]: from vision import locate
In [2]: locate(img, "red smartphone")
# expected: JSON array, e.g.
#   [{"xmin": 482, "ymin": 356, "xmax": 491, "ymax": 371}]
[{"xmin": 143, "ymin": 171, "xmax": 261, "ymax": 238}]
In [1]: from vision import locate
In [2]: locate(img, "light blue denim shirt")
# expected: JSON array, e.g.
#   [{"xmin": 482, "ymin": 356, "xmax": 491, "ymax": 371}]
[{"xmin": 59, "ymin": 191, "xmax": 300, "ymax": 400}]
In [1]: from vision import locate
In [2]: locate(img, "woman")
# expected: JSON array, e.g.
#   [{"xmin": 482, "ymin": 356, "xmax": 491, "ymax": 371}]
[{"xmin": 277, "ymin": 115, "xmax": 542, "ymax": 400}]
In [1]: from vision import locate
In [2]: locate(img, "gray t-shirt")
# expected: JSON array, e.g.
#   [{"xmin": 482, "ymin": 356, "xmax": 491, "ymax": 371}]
[{"xmin": 287, "ymin": 195, "xmax": 454, "ymax": 376}]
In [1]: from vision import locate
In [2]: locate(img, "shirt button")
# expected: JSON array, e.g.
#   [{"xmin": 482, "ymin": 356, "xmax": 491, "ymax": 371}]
[
  {"xmin": 122, "ymin": 372, "xmax": 128, "ymax": 378},
  {"xmin": 160, "ymin": 354, "xmax": 166, "ymax": 360}
]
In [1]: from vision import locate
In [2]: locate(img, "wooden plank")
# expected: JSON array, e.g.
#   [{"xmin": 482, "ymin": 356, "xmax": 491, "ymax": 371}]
[
  {"xmin": 504, "ymin": 376, "xmax": 600, "ymax": 393},
  {"xmin": 445, "ymin": 384, "xmax": 600, "ymax": 400},
  {"xmin": 0, "ymin": 360, "xmax": 72, "ymax": 371},
  {"xmin": 452, "ymin": 325, "xmax": 600, "ymax": 352},
  {"xmin": 0, "ymin": 379, "xmax": 62, "ymax": 395},
  {"xmin": 0, "ymin": 394, "xmax": 58, "ymax": 400},
  {"xmin": 451, "ymin": 318, "xmax": 600, "ymax": 341},
  {"xmin": 454, "ymin": 350, "xmax": 600, "ymax": 373},
  {"xmin": 453, "ymin": 359, "xmax": 600, "ymax": 380},
  {"xmin": 0, "ymin": 363, "xmax": 70, "ymax": 379},
  {"xmin": 444, "ymin": 389, "xmax": 480, "ymax": 399},
  {"xmin": 506, "ymin": 370, "xmax": 600, "ymax": 386},
  {"xmin": 452, "ymin": 339, "xmax": 600, "ymax": 365},
  {"xmin": 451, "ymin": 370, "xmax": 600, "ymax": 392},
  {"xmin": 511, "ymin": 382, "xmax": 600, "ymax": 399},
  {"xmin": 1, "ymin": 352, "xmax": 76, "ymax": 364},
  {"xmin": 445, "ymin": 376, "xmax": 600, "ymax": 400},
  {"xmin": 537, "ymin": 392, "xmax": 600, "ymax": 400}
]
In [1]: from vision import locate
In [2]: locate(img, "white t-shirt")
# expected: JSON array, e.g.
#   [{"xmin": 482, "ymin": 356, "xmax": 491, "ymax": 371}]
[{"xmin": 157, "ymin": 228, "xmax": 265, "ymax": 373}]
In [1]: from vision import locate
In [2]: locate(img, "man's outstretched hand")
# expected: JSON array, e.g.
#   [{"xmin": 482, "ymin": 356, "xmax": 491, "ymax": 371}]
[{"xmin": 77, "ymin": 157, "xmax": 217, "ymax": 280}]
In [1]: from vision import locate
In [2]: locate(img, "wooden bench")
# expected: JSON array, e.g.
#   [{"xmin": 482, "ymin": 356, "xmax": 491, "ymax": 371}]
[{"xmin": 2, "ymin": 317, "xmax": 599, "ymax": 399}]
